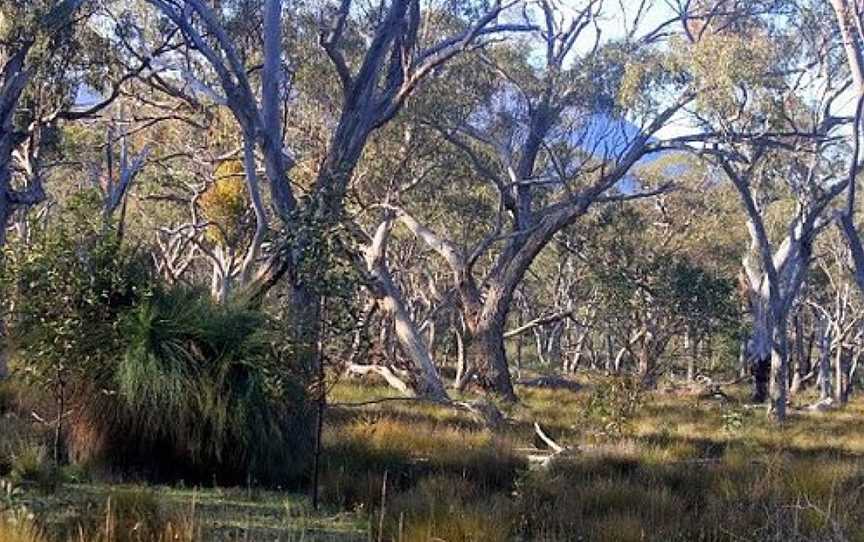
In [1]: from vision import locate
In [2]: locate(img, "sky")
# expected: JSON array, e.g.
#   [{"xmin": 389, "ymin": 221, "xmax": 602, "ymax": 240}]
[{"xmin": 74, "ymin": 0, "xmax": 852, "ymax": 144}]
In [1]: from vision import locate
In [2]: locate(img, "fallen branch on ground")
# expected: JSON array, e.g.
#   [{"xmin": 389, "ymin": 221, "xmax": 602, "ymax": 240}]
[
  {"xmin": 344, "ymin": 363, "xmax": 414, "ymax": 396},
  {"xmin": 516, "ymin": 375, "xmax": 582, "ymax": 392}
]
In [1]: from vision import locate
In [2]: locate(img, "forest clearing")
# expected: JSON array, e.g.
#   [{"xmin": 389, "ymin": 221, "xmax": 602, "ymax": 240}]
[
  {"xmin": 6, "ymin": 0, "xmax": 864, "ymax": 540},
  {"xmin": 4, "ymin": 378, "xmax": 864, "ymax": 541}
]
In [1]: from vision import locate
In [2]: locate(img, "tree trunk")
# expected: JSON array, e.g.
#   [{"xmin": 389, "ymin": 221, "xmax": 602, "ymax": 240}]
[
  {"xmin": 0, "ymin": 147, "xmax": 13, "ymax": 381},
  {"xmin": 0, "ymin": 320, "xmax": 8, "ymax": 380},
  {"xmin": 362, "ymin": 217, "xmax": 449, "ymax": 400},
  {"xmin": 614, "ymin": 346, "xmax": 627, "ymax": 374},
  {"xmin": 834, "ymin": 345, "xmax": 851, "ymax": 405},
  {"xmin": 637, "ymin": 334, "xmax": 655, "ymax": 387},
  {"xmin": 685, "ymin": 331, "xmax": 697, "ymax": 382},
  {"xmin": 546, "ymin": 322, "xmax": 564, "ymax": 369},
  {"xmin": 465, "ymin": 315, "xmax": 516, "ymax": 402},
  {"xmin": 349, "ymin": 300, "xmax": 377, "ymax": 365},
  {"xmin": 533, "ymin": 327, "xmax": 546, "ymax": 365},
  {"xmin": 768, "ymin": 325, "xmax": 788, "ymax": 420},
  {"xmin": 752, "ymin": 354, "xmax": 770, "ymax": 403},
  {"xmin": 287, "ymin": 282, "xmax": 323, "ymax": 375},
  {"xmin": 749, "ymin": 301, "xmax": 773, "ymax": 403},
  {"xmin": 605, "ymin": 335, "xmax": 615, "ymax": 373},
  {"xmin": 790, "ymin": 313, "xmax": 808, "ymax": 394},
  {"xmin": 515, "ymin": 309, "xmax": 523, "ymax": 379},
  {"xmin": 454, "ymin": 322, "xmax": 467, "ymax": 387},
  {"xmin": 375, "ymin": 286, "xmax": 448, "ymax": 400},
  {"xmin": 570, "ymin": 328, "xmax": 590, "ymax": 372},
  {"xmin": 849, "ymin": 348, "xmax": 861, "ymax": 400},
  {"xmin": 818, "ymin": 320, "xmax": 832, "ymax": 400},
  {"xmin": 738, "ymin": 337, "xmax": 748, "ymax": 378},
  {"xmin": 0, "ymin": 192, "xmax": 9, "ymax": 250}
]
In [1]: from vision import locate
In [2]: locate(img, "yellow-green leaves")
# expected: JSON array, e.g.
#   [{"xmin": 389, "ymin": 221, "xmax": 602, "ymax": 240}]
[
  {"xmin": 619, "ymin": 30, "xmax": 780, "ymax": 122},
  {"xmin": 200, "ymin": 160, "xmax": 249, "ymax": 248},
  {"xmin": 618, "ymin": 45, "xmax": 683, "ymax": 115},
  {"xmin": 688, "ymin": 31, "xmax": 778, "ymax": 117}
]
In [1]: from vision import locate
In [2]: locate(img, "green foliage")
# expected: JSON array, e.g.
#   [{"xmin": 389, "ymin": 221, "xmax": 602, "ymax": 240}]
[
  {"xmin": 84, "ymin": 285, "xmax": 313, "ymax": 485},
  {"xmin": 685, "ymin": 31, "xmax": 781, "ymax": 119},
  {"xmin": 2, "ymin": 191, "xmax": 148, "ymax": 390},
  {"xmin": 580, "ymin": 205, "xmax": 738, "ymax": 344},
  {"xmin": 0, "ymin": 415, "xmax": 46, "ymax": 481},
  {"xmin": 583, "ymin": 377, "xmax": 644, "ymax": 439},
  {"xmin": 720, "ymin": 408, "xmax": 747, "ymax": 434},
  {"xmin": 7, "ymin": 445, "xmax": 65, "ymax": 494},
  {"xmin": 618, "ymin": 45, "xmax": 686, "ymax": 115},
  {"xmin": 620, "ymin": 28, "xmax": 782, "ymax": 121},
  {"xmin": 2, "ymin": 194, "xmax": 312, "ymax": 485}
]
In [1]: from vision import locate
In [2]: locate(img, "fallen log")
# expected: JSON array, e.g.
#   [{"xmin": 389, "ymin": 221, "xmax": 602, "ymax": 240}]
[
  {"xmin": 516, "ymin": 375, "xmax": 583, "ymax": 392},
  {"xmin": 345, "ymin": 363, "xmax": 414, "ymax": 397}
]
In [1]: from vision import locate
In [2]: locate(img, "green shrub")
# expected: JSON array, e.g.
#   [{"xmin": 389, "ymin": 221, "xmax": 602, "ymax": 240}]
[
  {"xmin": 3, "ymin": 198, "xmax": 312, "ymax": 486},
  {"xmin": 583, "ymin": 377, "xmax": 644, "ymax": 439}
]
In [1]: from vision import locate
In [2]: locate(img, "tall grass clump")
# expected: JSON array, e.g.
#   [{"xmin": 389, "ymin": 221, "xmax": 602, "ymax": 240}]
[
  {"xmin": 69, "ymin": 286, "xmax": 313, "ymax": 485},
  {"xmin": 0, "ymin": 512, "xmax": 47, "ymax": 542}
]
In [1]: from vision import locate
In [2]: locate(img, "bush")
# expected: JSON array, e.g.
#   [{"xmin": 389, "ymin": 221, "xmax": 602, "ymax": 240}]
[
  {"xmin": 583, "ymin": 377, "xmax": 644, "ymax": 439},
  {"xmin": 68, "ymin": 286, "xmax": 313, "ymax": 486},
  {"xmin": 3, "ymin": 199, "xmax": 313, "ymax": 486},
  {"xmin": 7, "ymin": 443, "xmax": 62, "ymax": 493}
]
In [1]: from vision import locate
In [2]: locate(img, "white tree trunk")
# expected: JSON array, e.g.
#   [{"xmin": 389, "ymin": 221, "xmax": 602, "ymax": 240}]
[{"xmin": 364, "ymin": 218, "xmax": 448, "ymax": 400}]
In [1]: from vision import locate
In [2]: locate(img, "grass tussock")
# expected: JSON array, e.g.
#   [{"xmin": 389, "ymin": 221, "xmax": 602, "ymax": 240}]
[
  {"xmin": 320, "ymin": 413, "xmax": 524, "ymax": 509},
  {"xmin": 0, "ymin": 512, "xmax": 46, "ymax": 542},
  {"xmin": 66, "ymin": 286, "xmax": 313, "ymax": 486},
  {"xmin": 79, "ymin": 488, "xmax": 199, "ymax": 542},
  {"xmin": 377, "ymin": 477, "xmax": 515, "ymax": 542},
  {"xmin": 2, "ymin": 488, "xmax": 200, "ymax": 542}
]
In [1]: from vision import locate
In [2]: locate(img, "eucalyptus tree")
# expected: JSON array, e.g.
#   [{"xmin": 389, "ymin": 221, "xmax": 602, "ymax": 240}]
[
  {"xmin": 808, "ymin": 228, "xmax": 864, "ymax": 404},
  {"xmin": 374, "ymin": 0, "xmax": 733, "ymax": 399},
  {"xmin": 659, "ymin": 1, "xmax": 853, "ymax": 418},
  {"xmin": 827, "ymin": 0, "xmax": 864, "ymax": 305},
  {"xmin": 1, "ymin": 0, "xmax": 90, "ymax": 249},
  {"xmin": 143, "ymin": 0, "xmax": 531, "ymax": 372},
  {"xmin": 557, "ymin": 189, "xmax": 736, "ymax": 385},
  {"xmin": 355, "ymin": 210, "xmax": 450, "ymax": 399}
]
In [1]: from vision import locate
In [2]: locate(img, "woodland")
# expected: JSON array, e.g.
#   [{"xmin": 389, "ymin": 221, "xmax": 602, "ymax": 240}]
[{"xmin": 4, "ymin": 0, "xmax": 864, "ymax": 540}]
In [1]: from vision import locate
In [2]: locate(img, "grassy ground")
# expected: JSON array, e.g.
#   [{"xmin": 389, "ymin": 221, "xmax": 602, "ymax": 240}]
[
  {"xmin": 4, "ymin": 375, "xmax": 864, "ymax": 541},
  {"xmin": 3, "ymin": 484, "xmax": 365, "ymax": 541}
]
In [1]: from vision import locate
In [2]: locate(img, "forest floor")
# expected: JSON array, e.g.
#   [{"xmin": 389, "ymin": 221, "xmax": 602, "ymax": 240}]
[{"xmin": 4, "ymin": 374, "xmax": 864, "ymax": 541}]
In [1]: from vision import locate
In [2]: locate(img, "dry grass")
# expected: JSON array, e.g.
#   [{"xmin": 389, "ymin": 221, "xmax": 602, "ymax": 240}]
[
  {"xmin": 0, "ymin": 512, "xmax": 47, "ymax": 542},
  {"xmin": 5, "ymin": 375, "xmax": 864, "ymax": 541},
  {"xmin": 322, "ymin": 377, "xmax": 864, "ymax": 541}
]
